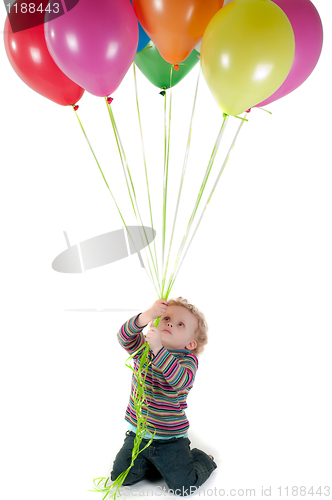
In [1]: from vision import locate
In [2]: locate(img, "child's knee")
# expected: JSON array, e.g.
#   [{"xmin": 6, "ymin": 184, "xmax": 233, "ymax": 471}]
[
  {"xmin": 110, "ymin": 465, "xmax": 126, "ymax": 483},
  {"xmin": 111, "ymin": 455, "xmax": 149, "ymax": 486},
  {"xmin": 110, "ymin": 466, "xmax": 138, "ymax": 486},
  {"xmin": 110, "ymin": 454, "xmax": 131, "ymax": 483}
]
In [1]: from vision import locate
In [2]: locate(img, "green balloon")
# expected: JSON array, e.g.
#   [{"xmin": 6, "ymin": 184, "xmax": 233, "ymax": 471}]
[{"xmin": 134, "ymin": 42, "xmax": 200, "ymax": 89}]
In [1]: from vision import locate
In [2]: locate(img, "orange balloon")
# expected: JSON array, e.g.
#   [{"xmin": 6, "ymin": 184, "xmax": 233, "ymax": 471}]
[{"xmin": 133, "ymin": 0, "xmax": 224, "ymax": 64}]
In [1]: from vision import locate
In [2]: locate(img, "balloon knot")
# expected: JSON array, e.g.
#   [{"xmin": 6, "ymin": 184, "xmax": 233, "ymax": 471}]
[
  {"xmin": 73, "ymin": 105, "xmax": 79, "ymax": 111},
  {"xmin": 107, "ymin": 96, "xmax": 113, "ymax": 105},
  {"xmin": 173, "ymin": 64, "xmax": 179, "ymax": 71},
  {"xmin": 159, "ymin": 87, "xmax": 166, "ymax": 96},
  {"xmin": 246, "ymin": 108, "xmax": 252, "ymax": 113},
  {"xmin": 222, "ymin": 112, "xmax": 228, "ymax": 118}
]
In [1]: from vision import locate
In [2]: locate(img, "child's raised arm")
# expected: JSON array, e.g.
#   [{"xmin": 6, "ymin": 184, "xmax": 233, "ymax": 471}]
[
  {"xmin": 135, "ymin": 299, "xmax": 169, "ymax": 328},
  {"xmin": 117, "ymin": 299, "xmax": 169, "ymax": 355}
]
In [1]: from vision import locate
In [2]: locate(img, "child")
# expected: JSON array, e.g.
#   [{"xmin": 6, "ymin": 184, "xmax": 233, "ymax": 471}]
[{"xmin": 110, "ymin": 297, "xmax": 217, "ymax": 496}]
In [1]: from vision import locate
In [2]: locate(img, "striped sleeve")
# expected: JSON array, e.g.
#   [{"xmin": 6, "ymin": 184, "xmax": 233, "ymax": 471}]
[
  {"xmin": 151, "ymin": 347, "xmax": 198, "ymax": 390},
  {"xmin": 117, "ymin": 314, "xmax": 147, "ymax": 354}
]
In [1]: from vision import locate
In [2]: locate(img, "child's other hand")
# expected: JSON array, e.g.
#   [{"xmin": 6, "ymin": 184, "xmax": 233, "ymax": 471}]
[
  {"xmin": 145, "ymin": 327, "xmax": 163, "ymax": 355},
  {"xmin": 148, "ymin": 299, "xmax": 169, "ymax": 321}
]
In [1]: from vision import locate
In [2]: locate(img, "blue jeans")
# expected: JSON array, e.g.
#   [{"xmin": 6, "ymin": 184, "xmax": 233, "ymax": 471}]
[{"xmin": 111, "ymin": 431, "xmax": 217, "ymax": 496}]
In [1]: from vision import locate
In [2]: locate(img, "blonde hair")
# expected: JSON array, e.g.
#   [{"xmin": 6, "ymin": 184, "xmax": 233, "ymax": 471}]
[{"xmin": 153, "ymin": 297, "xmax": 208, "ymax": 356}]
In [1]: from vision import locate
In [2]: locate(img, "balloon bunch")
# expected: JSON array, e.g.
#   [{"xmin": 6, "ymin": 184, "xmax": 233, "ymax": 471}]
[
  {"xmin": 4, "ymin": 0, "xmax": 323, "ymax": 109},
  {"xmin": 4, "ymin": 0, "xmax": 323, "ymax": 498}
]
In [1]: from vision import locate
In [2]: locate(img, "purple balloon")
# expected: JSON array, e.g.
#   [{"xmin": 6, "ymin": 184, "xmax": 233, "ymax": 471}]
[
  {"xmin": 256, "ymin": 0, "xmax": 323, "ymax": 108},
  {"xmin": 44, "ymin": 0, "xmax": 139, "ymax": 97}
]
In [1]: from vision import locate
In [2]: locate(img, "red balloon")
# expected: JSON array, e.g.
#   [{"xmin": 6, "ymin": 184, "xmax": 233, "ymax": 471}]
[{"xmin": 3, "ymin": 5, "xmax": 84, "ymax": 106}]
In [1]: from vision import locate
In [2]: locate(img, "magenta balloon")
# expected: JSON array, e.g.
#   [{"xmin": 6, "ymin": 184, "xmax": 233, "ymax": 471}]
[
  {"xmin": 256, "ymin": 0, "xmax": 323, "ymax": 108},
  {"xmin": 44, "ymin": 0, "xmax": 139, "ymax": 97}
]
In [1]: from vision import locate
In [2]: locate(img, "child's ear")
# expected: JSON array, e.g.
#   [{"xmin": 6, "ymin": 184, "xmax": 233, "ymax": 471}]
[{"xmin": 186, "ymin": 340, "xmax": 197, "ymax": 351}]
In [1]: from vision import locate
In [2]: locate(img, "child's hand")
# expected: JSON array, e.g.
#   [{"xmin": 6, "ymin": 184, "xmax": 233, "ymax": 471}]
[
  {"xmin": 148, "ymin": 299, "xmax": 169, "ymax": 321},
  {"xmin": 135, "ymin": 299, "xmax": 169, "ymax": 328},
  {"xmin": 145, "ymin": 326, "xmax": 163, "ymax": 355}
]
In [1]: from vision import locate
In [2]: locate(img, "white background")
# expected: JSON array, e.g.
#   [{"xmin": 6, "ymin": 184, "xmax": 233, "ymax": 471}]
[{"xmin": 1, "ymin": 1, "xmax": 331, "ymax": 499}]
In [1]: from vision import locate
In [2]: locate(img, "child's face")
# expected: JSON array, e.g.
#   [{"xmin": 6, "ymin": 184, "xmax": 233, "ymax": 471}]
[{"xmin": 156, "ymin": 305, "xmax": 198, "ymax": 352}]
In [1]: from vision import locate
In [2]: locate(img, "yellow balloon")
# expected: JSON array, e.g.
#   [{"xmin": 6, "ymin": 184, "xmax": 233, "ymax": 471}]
[{"xmin": 201, "ymin": 0, "xmax": 295, "ymax": 116}]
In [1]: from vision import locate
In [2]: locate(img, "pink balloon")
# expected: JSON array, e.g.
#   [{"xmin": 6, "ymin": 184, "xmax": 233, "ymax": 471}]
[
  {"xmin": 256, "ymin": 0, "xmax": 323, "ymax": 108},
  {"xmin": 44, "ymin": 0, "xmax": 139, "ymax": 97}
]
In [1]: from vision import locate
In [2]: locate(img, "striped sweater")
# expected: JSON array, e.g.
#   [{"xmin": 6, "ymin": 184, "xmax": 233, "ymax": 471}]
[{"xmin": 118, "ymin": 314, "xmax": 198, "ymax": 437}]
